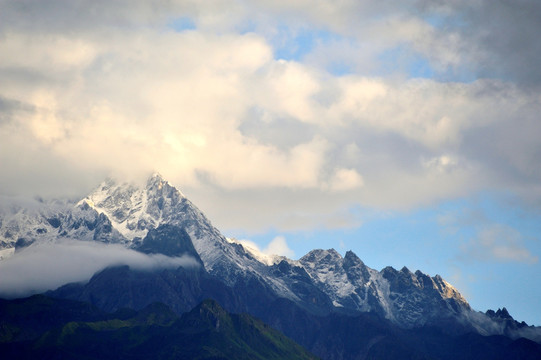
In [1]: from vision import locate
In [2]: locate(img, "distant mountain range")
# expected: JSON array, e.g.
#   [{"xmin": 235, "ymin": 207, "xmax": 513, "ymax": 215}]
[{"xmin": 1, "ymin": 173, "xmax": 540, "ymax": 359}]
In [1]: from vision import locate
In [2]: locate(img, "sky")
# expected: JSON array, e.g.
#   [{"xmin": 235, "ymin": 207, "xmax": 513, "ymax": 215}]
[{"xmin": 0, "ymin": 0, "xmax": 540, "ymax": 325}]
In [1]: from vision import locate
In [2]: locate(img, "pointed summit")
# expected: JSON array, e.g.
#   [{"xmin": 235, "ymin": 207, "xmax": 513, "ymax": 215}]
[
  {"xmin": 149, "ymin": 171, "xmax": 164, "ymax": 180},
  {"xmin": 147, "ymin": 172, "xmax": 164, "ymax": 185},
  {"xmin": 144, "ymin": 173, "xmax": 186, "ymax": 208},
  {"xmin": 146, "ymin": 172, "xmax": 183, "ymax": 196},
  {"xmin": 300, "ymin": 248, "xmax": 342, "ymax": 266},
  {"xmin": 78, "ymin": 173, "xmax": 188, "ymax": 242},
  {"xmin": 72, "ymin": 173, "xmax": 238, "ymax": 276}
]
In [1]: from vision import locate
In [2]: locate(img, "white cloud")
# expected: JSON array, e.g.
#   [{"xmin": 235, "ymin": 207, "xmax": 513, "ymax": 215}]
[
  {"xmin": 1, "ymin": 0, "xmax": 541, "ymax": 233},
  {"xmin": 461, "ymin": 224, "xmax": 538, "ymax": 264},
  {"xmin": 0, "ymin": 32, "xmax": 97, "ymax": 71},
  {"xmin": 423, "ymin": 155, "xmax": 458, "ymax": 174},
  {"xmin": 0, "ymin": 240, "xmax": 200, "ymax": 298},
  {"xmin": 327, "ymin": 168, "xmax": 364, "ymax": 192},
  {"xmin": 235, "ymin": 235, "xmax": 294, "ymax": 258},
  {"xmin": 265, "ymin": 236, "xmax": 295, "ymax": 258}
]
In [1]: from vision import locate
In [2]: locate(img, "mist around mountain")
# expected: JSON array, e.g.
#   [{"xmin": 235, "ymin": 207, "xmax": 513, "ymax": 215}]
[{"xmin": 1, "ymin": 174, "xmax": 540, "ymax": 359}]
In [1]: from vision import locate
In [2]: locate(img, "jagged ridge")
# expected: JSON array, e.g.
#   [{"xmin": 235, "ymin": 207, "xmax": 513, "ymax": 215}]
[{"xmin": 0, "ymin": 173, "xmax": 538, "ymax": 340}]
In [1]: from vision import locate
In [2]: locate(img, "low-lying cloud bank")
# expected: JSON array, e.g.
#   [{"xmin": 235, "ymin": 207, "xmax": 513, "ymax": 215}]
[{"xmin": 0, "ymin": 240, "xmax": 200, "ymax": 298}]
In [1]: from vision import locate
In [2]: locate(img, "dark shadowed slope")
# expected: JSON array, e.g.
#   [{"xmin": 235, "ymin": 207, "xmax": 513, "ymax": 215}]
[{"xmin": 0, "ymin": 296, "xmax": 319, "ymax": 360}]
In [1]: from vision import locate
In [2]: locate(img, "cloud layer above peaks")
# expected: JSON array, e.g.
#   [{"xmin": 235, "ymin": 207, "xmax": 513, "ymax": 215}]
[{"xmin": 1, "ymin": 0, "xmax": 541, "ymax": 231}]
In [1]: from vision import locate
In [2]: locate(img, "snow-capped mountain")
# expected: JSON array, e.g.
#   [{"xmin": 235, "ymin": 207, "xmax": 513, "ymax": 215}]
[
  {"xmin": 0, "ymin": 197, "xmax": 124, "ymax": 252},
  {"xmin": 79, "ymin": 174, "xmax": 198, "ymax": 243},
  {"xmin": 297, "ymin": 249, "xmax": 470, "ymax": 327},
  {"xmin": 0, "ymin": 174, "xmax": 532, "ymax": 336},
  {"xmin": 77, "ymin": 174, "xmax": 300, "ymax": 294}
]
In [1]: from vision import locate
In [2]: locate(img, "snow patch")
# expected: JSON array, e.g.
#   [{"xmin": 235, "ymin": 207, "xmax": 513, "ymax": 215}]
[{"xmin": 369, "ymin": 271, "xmax": 395, "ymax": 321}]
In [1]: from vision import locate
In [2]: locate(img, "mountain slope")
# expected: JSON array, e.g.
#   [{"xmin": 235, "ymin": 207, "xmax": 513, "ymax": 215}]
[
  {"xmin": 113, "ymin": 175, "xmax": 474, "ymax": 327},
  {"xmin": 260, "ymin": 297, "xmax": 541, "ymax": 360},
  {"xmin": 0, "ymin": 197, "xmax": 124, "ymax": 252},
  {"xmin": 1, "ymin": 173, "xmax": 540, "ymax": 348},
  {"xmin": 4, "ymin": 294, "xmax": 539, "ymax": 360},
  {"xmin": 0, "ymin": 296, "xmax": 319, "ymax": 360},
  {"xmin": 297, "ymin": 249, "xmax": 471, "ymax": 328}
]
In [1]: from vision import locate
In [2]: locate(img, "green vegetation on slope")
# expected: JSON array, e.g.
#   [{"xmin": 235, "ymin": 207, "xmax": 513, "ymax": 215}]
[{"xmin": 0, "ymin": 296, "xmax": 318, "ymax": 360}]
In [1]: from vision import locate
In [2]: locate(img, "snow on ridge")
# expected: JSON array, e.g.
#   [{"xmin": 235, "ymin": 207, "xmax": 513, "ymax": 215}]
[
  {"xmin": 77, "ymin": 173, "xmax": 191, "ymax": 242},
  {"xmin": 369, "ymin": 270, "xmax": 395, "ymax": 321},
  {"xmin": 146, "ymin": 172, "xmax": 186, "ymax": 199},
  {"xmin": 1, "ymin": 173, "xmax": 476, "ymax": 330},
  {"xmin": 0, "ymin": 199, "xmax": 75, "ymax": 257},
  {"xmin": 297, "ymin": 248, "xmax": 363, "ymax": 303},
  {"xmin": 77, "ymin": 178, "xmax": 156, "ymax": 241}
]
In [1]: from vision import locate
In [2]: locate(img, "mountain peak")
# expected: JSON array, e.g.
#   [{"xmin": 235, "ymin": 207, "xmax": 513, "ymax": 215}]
[
  {"xmin": 300, "ymin": 248, "xmax": 342, "ymax": 265},
  {"xmin": 149, "ymin": 171, "xmax": 164, "ymax": 180},
  {"xmin": 144, "ymin": 173, "xmax": 185, "ymax": 201},
  {"xmin": 5, "ymin": 173, "xmax": 530, "ymax": 349},
  {"xmin": 146, "ymin": 172, "xmax": 179, "ymax": 193},
  {"xmin": 486, "ymin": 307, "xmax": 513, "ymax": 320},
  {"xmin": 76, "ymin": 173, "xmax": 189, "ymax": 242}
]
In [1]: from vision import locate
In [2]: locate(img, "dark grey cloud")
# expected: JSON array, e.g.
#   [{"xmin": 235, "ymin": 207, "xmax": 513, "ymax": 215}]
[
  {"xmin": 464, "ymin": 0, "xmax": 541, "ymax": 87},
  {"xmin": 0, "ymin": 95, "xmax": 34, "ymax": 124},
  {"xmin": 0, "ymin": 0, "xmax": 183, "ymax": 33},
  {"xmin": 0, "ymin": 96, "xmax": 33, "ymax": 113},
  {"xmin": 418, "ymin": 0, "xmax": 541, "ymax": 87}
]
